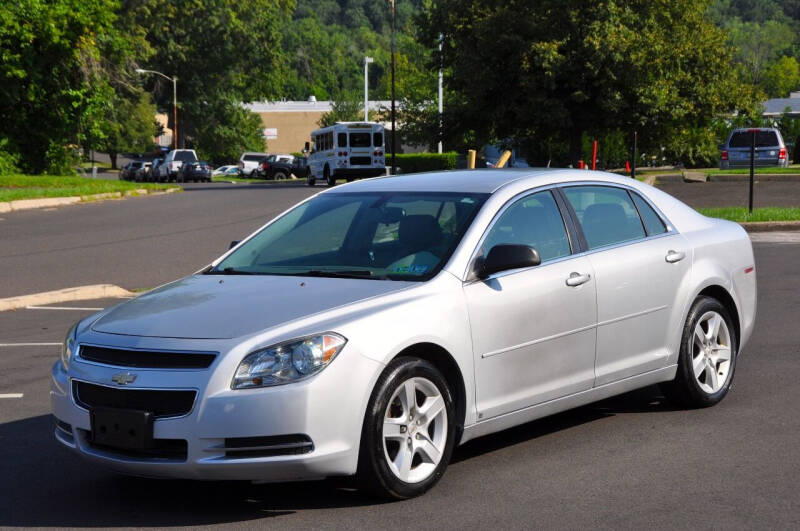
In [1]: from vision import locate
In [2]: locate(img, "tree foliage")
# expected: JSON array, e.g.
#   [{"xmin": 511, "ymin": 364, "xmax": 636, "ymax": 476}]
[{"xmin": 419, "ymin": 0, "xmax": 749, "ymax": 165}]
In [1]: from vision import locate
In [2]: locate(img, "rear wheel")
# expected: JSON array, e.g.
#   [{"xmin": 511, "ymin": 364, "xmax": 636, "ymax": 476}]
[
  {"xmin": 307, "ymin": 174, "xmax": 316, "ymax": 186},
  {"xmin": 324, "ymin": 165, "xmax": 335, "ymax": 187},
  {"xmin": 661, "ymin": 296, "xmax": 737, "ymax": 408},
  {"xmin": 357, "ymin": 357, "xmax": 455, "ymax": 500},
  {"xmin": 274, "ymin": 171, "xmax": 288, "ymax": 181}
]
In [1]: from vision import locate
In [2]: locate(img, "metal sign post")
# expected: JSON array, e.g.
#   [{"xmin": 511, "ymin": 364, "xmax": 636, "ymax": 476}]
[{"xmin": 748, "ymin": 128, "xmax": 756, "ymax": 214}]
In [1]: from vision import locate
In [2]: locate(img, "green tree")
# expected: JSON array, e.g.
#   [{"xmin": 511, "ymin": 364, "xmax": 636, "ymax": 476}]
[
  {"xmin": 192, "ymin": 94, "xmax": 266, "ymax": 165},
  {"xmin": 122, "ymin": 0, "xmax": 294, "ymax": 147},
  {"xmin": 95, "ymin": 90, "xmax": 160, "ymax": 169},
  {"xmin": 318, "ymin": 92, "xmax": 374, "ymax": 126},
  {"xmin": 0, "ymin": 0, "xmax": 122, "ymax": 173},
  {"xmin": 762, "ymin": 56, "xmax": 800, "ymax": 97},
  {"xmin": 419, "ymin": 0, "xmax": 749, "ymax": 165}
]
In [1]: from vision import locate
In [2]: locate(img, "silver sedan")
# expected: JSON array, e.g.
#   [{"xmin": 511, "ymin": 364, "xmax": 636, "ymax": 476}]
[{"xmin": 51, "ymin": 169, "xmax": 757, "ymax": 499}]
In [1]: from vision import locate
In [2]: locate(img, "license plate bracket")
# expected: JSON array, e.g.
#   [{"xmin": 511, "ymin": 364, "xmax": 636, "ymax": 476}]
[{"xmin": 90, "ymin": 407, "xmax": 154, "ymax": 449}]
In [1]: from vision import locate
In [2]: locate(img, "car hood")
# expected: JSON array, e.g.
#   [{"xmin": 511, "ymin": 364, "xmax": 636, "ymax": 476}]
[{"xmin": 91, "ymin": 274, "xmax": 415, "ymax": 339}]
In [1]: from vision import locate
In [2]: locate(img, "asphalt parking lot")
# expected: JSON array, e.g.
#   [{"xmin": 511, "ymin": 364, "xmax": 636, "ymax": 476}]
[{"xmin": 1, "ymin": 178, "xmax": 799, "ymax": 528}]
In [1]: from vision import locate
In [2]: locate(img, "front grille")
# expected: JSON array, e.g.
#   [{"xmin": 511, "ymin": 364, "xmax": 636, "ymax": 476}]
[
  {"xmin": 350, "ymin": 156, "xmax": 371, "ymax": 166},
  {"xmin": 80, "ymin": 345, "xmax": 215, "ymax": 369},
  {"xmin": 85, "ymin": 433, "xmax": 188, "ymax": 461},
  {"xmin": 223, "ymin": 434, "xmax": 314, "ymax": 458},
  {"xmin": 73, "ymin": 381, "xmax": 196, "ymax": 418}
]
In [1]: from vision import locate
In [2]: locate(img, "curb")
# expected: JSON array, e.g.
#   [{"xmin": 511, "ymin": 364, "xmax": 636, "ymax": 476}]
[
  {"xmin": 0, "ymin": 284, "xmax": 134, "ymax": 312},
  {"xmin": 741, "ymin": 221, "xmax": 800, "ymax": 233},
  {"xmin": 708, "ymin": 174, "xmax": 800, "ymax": 182},
  {"xmin": 0, "ymin": 187, "xmax": 180, "ymax": 213}
]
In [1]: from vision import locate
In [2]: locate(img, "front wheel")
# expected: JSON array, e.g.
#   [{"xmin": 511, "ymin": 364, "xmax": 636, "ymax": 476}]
[
  {"xmin": 357, "ymin": 357, "xmax": 456, "ymax": 500},
  {"xmin": 661, "ymin": 296, "xmax": 738, "ymax": 408},
  {"xmin": 307, "ymin": 174, "xmax": 316, "ymax": 186}
]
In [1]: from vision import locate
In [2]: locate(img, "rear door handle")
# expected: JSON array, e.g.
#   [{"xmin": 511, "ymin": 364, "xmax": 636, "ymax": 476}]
[
  {"xmin": 566, "ymin": 272, "xmax": 592, "ymax": 287},
  {"xmin": 665, "ymin": 250, "xmax": 686, "ymax": 263}
]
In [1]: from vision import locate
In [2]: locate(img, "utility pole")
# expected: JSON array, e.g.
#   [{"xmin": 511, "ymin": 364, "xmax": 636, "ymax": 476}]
[
  {"xmin": 631, "ymin": 130, "xmax": 638, "ymax": 179},
  {"xmin": 390, "ymin": 0, "xmax": 397, "ymax": 174},
  {"xmin": 438, "ymin": 34, "xmax": 443, "ymax": 154},
  {"xmin": 363, "ymin": 56, "xmax": 373, "ymax": 122}
]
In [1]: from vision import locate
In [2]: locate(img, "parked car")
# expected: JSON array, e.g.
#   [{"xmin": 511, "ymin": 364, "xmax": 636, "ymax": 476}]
[
  {"xmin": 133, "ymin": 162, "xmax": 152, "ymax": 182},
  {"xmin": 254, "ymin": 154, "xmax": 310, "ymax": 180},
  {"xmin": 156, "ymin": 149, "xmax": 198, "ymax": 181},
  {"xmin": 720, "ymin": 127, "xmax": 789, "ymax": 169},
  {"xmin": 120, "ymin": 160, "xmax": 144, "ymax": 181},
  {"xmin": 239, "ymin": 152, "xmax": 269, "ymax": 176},
  {"xmin": 212, "ymin": 165, "xmax": 241, "ymax": 176},
  {"xmin": 177, "ymin": 161, "xmax": 212, "ymax": 182},
  {"xmin": 52, "ymin": 169, "xmax": 756, "ymax": 499},
  {"xmin": 147, "ymin": 158, "xmax": 164, "ymax": 182}
]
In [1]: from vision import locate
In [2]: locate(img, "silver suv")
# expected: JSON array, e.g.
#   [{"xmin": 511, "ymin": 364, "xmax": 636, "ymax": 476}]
[{"xmin": 720, "ymin": 127, "xmax": 788, "ymax": 169}]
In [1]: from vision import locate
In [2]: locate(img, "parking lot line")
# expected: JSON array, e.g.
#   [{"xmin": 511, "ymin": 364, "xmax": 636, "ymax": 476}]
[
  {"xmin": 0, "ymin": 393, "xmax": 24, "ymax": 398},
  {"xmin": 0, "ymin": 343, "xmax": 61, "ymax": 347},
  {"xmin": 26, "ymin": 305, "xmax": 104, "ymax": 311}
]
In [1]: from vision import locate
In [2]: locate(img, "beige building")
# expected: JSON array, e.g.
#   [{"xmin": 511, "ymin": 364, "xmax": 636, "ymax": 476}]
[{"xmin": 245, "ymin": 99, "xmax": 393, "ymax": 154}]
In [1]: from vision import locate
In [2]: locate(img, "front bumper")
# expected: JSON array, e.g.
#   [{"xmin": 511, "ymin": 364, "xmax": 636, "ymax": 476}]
[{"xmin": 50, "ymin": 341, "xmax": 382, "ymax": 481}]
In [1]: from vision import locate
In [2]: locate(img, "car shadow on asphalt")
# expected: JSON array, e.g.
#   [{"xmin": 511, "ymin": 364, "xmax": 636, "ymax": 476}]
[
  {"xmin": 452, "ymin": 384, "xmax": 677, "ymax": 463},
  {"xmin": 0, "ymin": 385, "xmax": 676, "ymax": 525}
]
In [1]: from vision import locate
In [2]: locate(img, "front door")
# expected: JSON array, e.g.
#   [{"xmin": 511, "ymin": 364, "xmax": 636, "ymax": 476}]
[{"xmin": 464, "ymin": 190, "xmax": 597, "ymax": 420}]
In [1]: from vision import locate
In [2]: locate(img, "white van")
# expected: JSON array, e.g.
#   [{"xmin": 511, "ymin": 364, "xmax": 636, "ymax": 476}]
[
  {"xmin": 307, "ymin": 122, "xmax": 385, "ymax": 186},
  {"xmin": 238, "ymin": 152, "xmax": 268, "ymax": 176},
  {"xmin": 157, "ymin": 149, "xmax": 198, "ymax": 181}
]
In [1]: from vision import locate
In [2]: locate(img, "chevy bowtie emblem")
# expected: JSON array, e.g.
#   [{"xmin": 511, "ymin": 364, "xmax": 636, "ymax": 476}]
[{"xmin": 111, "ymin": 372, "xmax": 137, "ymax": 385}]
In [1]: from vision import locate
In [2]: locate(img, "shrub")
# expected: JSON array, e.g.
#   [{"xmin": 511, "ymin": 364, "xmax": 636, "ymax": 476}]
[
  {"xmin": 0, "ymin": 139, "xmax": 20, "ymax": 175},
  {"xmin": 394, "ymin": 152, "xmax": 458, "ymax": 173}
]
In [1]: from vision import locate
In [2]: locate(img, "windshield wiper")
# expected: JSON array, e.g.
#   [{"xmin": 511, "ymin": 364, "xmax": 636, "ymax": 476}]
[
  {"xmin": 205, "ymin": 267, "xmax": 256, "ymax": 275},
  {"xmin": 295, "ymin": 270, "xmax": 378, "ymax": 279}
]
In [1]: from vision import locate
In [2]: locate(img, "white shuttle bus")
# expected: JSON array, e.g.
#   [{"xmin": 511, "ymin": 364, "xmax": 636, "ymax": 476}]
[{"xmin": 307, "ymin": 122, "xmax": 386, "ymax": 186}]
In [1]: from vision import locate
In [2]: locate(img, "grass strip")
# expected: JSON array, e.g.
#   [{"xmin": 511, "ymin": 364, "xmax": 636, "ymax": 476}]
[
  {"xmin": 697, "ymin": 206, "xmax": 800, "ymax": 222},
  {"xmin": 706, "ymin": 166, "xmax": 800, "ymax": 175},
  {"xmin": 0, "ymin": 175, "xmax": 175, "ymax": 202}
]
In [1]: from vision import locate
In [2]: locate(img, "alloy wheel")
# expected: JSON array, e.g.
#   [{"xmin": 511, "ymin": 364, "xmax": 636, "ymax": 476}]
[
  {"xmin": 382, "ymin": 377, "xmax": 448, "ymax": 484},
  {"xmin": 691, "ymin": 311, "xmax": 732, "ymax": 394}
]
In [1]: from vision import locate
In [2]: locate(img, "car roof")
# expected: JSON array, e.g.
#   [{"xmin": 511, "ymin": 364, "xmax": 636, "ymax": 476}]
[{"xmin": 325, "ymin": 168, "xmax": 640, "ymax": 194}]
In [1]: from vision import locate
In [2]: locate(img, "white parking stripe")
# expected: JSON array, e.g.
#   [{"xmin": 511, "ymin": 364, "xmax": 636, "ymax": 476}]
[
  {"xmin": 0, "ymin": 343, "xmax": 61, "ymax": 347},
  {"xmin": 26, "ymin": 305, "xmax": 104, "ymax": 311},
  {"xmin": 0, "ymin": 393, "xmax": 24, "ymax": 398}
]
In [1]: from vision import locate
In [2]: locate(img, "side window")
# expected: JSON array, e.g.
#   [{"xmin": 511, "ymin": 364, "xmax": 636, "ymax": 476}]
[
  {"xmin": 630, "ymin": 192, "xmax": 666, "ymax": 236},
  {"xmin": 373, "ymin": 132, "xmax": 383, "ymax": 147},
  {"xmin": 480, "ymin": 190, "xmax": 571, "ymax": 262},
  {"xmin": 337, "ymin": 133, "xmax": 347, "ymax": 147},
  {"xmin": 563, "ymin": 186, "xmax": 646, "ymax": 249}
]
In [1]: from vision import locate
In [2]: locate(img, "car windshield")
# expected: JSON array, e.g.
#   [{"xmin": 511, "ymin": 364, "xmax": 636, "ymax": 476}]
[
  {"xmin": 210, "ymin": 192, "xmax": 488, "ymax": 280},
  {"xmin": 729, "ymin": 131, "xmax": 780, "ymax": 148},
  {"xmin": 175, "ymin": 151, "xmax": 197, "ymax": 162}
]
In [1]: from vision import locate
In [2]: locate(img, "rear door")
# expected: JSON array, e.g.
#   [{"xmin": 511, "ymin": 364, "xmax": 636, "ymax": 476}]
[
  {"xmin": 464, "ymin": 189, "xmax": 597, "ymax": 419},
  {"xmin": 561, "ymin": 185, "xmax": 690, "ymax": 386}
]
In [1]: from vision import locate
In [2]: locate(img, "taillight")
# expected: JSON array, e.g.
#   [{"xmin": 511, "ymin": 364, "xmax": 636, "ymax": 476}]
[
  {"xmin": 721, "ymin": 150, "xmax": 728, "ymax": 161},
  {"xmin": 338, "ymin": 151, "xmax": 347, "ymax": 157},
  {"xmin": 779, "ymin": 148, "xmax": 786, "ymax": 159},
  {"xmin": 373, "ymin": 150, "xmax": 383, "ymax": 156}
]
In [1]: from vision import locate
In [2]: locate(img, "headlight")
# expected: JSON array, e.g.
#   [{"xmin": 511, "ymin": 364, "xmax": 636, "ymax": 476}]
[
  {"xmin": 232, "ymin": 333, "xmax": 347, "ymax": 389},
  {"xmin": 61, "ymin": 321, "xmax": 79, "ymax": 370}
]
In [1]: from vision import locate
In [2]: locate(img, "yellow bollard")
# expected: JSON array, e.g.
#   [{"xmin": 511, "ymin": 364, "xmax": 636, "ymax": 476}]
[
  {"xmin": 495, "ymin": 150, "xmax": 511, "ymax": 168},
  {"xmin": 467, "ymin": 149, "xmax": 476, "ymax": 169}
]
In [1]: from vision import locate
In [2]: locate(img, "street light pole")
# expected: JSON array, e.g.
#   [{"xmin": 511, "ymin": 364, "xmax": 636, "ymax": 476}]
[
  {"xmin": 136, "ymin": 68, "xmax": 178, "ymax": 149},
  {"xmin": 390, "ymin": 0, "xmax": 396, "ymax": 175},
  {"xmin": 363, "ymin": 56, "xmax": 373, "ymax": 122}
]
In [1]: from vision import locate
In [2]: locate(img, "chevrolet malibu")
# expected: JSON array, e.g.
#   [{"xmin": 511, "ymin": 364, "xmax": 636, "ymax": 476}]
[{"xmin": 51, "ymin": 169, "xmax": 757, "ymax": 499}]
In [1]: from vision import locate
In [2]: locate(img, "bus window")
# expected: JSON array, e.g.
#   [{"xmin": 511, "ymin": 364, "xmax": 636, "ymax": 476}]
[
  {"xmin": 351, "ymin": 132, "xmax": 371, "ymax": 147},
  {"xmin": 373, "ymin": 132, "xmax": 383, "ymax": 147},
  {"xmin": 337, "ymin": 133, "xmax": 347, "ymax": 147}
]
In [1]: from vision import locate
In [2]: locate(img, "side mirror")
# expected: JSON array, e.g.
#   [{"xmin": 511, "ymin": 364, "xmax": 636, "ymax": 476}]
[
  {"xmin": 228, "ymin": 240, "xmax": 240, "ymax": 250},
  {"xmin": 303, "ymin": 142, "xmax": 310, "ymax": 153},
  {"xmin": 476, "ymin": 244, "xmax": 541, "ymax": 279}
]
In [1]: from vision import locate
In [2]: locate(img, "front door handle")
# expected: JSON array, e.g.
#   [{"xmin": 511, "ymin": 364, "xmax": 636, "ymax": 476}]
[
  {"xmin": 665, "ymin": 250, "xmax": 686, "ymax": 263},
  {"xmin": 566, "ymin": 272, "xmax": 592, "ymax": 287}
]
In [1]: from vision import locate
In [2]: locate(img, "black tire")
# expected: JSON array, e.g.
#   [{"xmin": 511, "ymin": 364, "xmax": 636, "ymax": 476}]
[
  {"xmin": 661, "ymin": 296, "xmax": 738, "ymax": 408},
  {"xmin": 307, "ymin": 174, "xmax": 316, "ymax": 186},
  {"xmin": 357, "ymin": 357, "xmax": 456, "ymax": 500},
  {"xmin": 324, "ymin": 165, "xmax": 335, "ymax": 187},
  {"xmin": 274, "ymin": 171, "xmax": 288, "ymax": 181}
]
